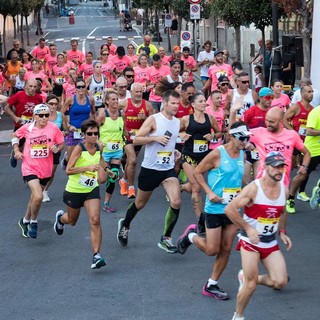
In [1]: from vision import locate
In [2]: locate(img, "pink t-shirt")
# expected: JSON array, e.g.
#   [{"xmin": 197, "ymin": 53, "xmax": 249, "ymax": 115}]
[
  {"xmin": 52, "ymin": 65, "xmax": 69, "ymax": 85},
  {"xmin": 134, "ymin": 66, "xmax": 150, "ymax": 89},
  {"xmin": 181, "ymin": 55, "xmax": 196, "ymax": 82},
  {"xmin": 205, "ymin": 106, "xmax": 224, "ymax": 150},
  {"xmin": 25, "ymin": 70, "xmax": 46, "ymax": 81},
  {"xmin": 161, "ymin": 56, "xmax": 171, "ymax": 67},
  {"xmin": 128, "ymin": 55, "xmax": 139, "ymax": 65},
  {"xmin": 271, "ymin": 94, "xmax": 291, "ymax": 112},
  {"xmin": 32, "ymin": 46, "xmax": 50, "ymax": 61},
  {"xmin": 63, "ymin": 82, "xmax": 76, "ymax": 99},
  {"xmin": 45, "ymin": 54, "xmax": 57, "ymax": 73},
  {"xmin": 101, "ymin": 61, "xmax": 114, "ymax": 87},
  {"xmin": 79, "ymin": 62, "xmax": 94, "ymax": 79},
  {"xmin": 67, "ymin": 50, "xmax": 85, "ymax": 64},
  {"xmin": 149, "ymin": 65, "xmax": 171, "ymax": 102},
  {"xmin": 23, "ymin": 61, "xmax": 32, "ymax": 72},
  {"xmin": 250, "ymin": 127, "xmax": 305, "ymax": 186},
  {"xmin": 108, "ymin": 44, "xmax": 117, "ymax": 56},
  {"xmin": 15, "ymin": 122, "xmax": 64, "ymax": 178},
  {"xmin": 208, "ymin": 63, "xmax": 233, "ymax": 91},
  {"xmin": 110, "ymin": 55, "xmax": 132, "ymax": 72}
]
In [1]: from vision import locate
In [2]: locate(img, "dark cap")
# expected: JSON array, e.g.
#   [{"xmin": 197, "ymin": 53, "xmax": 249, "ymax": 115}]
[
  {"xmin": 116, "ymin": 46, "xmax": 126, "ymax": 56},
  {"xmin": 214, "ymin": 49, "xmax": 224, "ymax": 57},
  {"xmin": 218, "ymin": 75, "xmax": 229, "ymax": 83},
  {"xmin": 265, "ymin": 151, "xmax": 287, "ymax": 167},
  {"xmin": 182, "ymin": 46, "xmax": 190, "ymax": 52}
]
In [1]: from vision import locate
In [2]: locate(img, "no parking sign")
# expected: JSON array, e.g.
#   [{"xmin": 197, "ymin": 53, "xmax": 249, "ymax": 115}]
[
  {"xmin": 181, "ymin": 31, "xmax": 192, "ymax": 49},
  {"xmin": 190, "ymin": 4, "xmax": 200, "ymax": 20}
]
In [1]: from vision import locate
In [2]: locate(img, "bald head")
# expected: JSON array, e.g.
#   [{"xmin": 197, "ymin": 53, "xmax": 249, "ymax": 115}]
[
  {"xmin": 131, "ymin": 82, "xmax": 143, "ymax": 91},
  {"xmin": 266, "ymin": 107, "xmax": 284, "ymax": 120},
  {"xmin": 265, "ymin": 107, "xmax": 284, "ymax": 133},
  {"xmin": 144, "ymin": 35, "xmax": 151, "ymax": 45},
  {"xmin": 116, "ymin": 76, "xmax": 127, "ymax": 87},
  {"xmin": 300, "ymin": 78, "xmax": 312, "ymax": 87}
]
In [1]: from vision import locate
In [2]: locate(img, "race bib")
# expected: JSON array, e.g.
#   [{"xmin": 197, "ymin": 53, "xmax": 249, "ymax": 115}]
[
  {"xmin": 79, "ymin": 172, "xmax": 97, "ymax": 188},
  {"xmin": 30, "ymin": 145, "xmax": 49, "ymax": 158},
  {"xmin": 106, "ymin": 141, "xmax": 122, "ymax": 151},
  {"xmin": 156, "ymin": 151, "xmax": 172, "ymax": 165},
  {"xmin": 73, "ymin": 129, "xmax": 82, "ymax": 139},
  {"xmin": 55, "ymin": 76, "xmax": 65, "ymax": 85},
  {"xmin": 21, "ymin": 115, "xmax": 33, "ymax": 124},
  {"xmin": 298, "ymin": 125, "xmax": 307, "ymax": 136},
  {"xmin": 250, "ymin": 148, "xmax": 259, "ymax": 160},
  {"xmin": 222, "ymin": 187, "xmax": 241, "ymax": 204},
  {"xmin": 94, "ymin": 92, "xmax": 102, "ymax": 103},
  {"xmin": 193, "ymin": 140, "xmax": 208, "ymax": 153},
  {"xmin": 256, "ymin": 217, "xmax": 279, "ymax": 235}
]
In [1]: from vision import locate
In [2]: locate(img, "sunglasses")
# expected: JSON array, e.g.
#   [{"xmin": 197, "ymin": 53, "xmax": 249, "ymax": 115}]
[
  {"xmin": 37, "ymin": 113, "xmax": 50, "ymax": 118},
  {"xmin": 125, "ymin": 75, "xmax": 134, "ymax": 78},
  {"xmin": 76, "ymin": 85, "xmax": 86, "ymax": 89},
  {"xmin": 241, "ymin": 80, "xmax": 250, "ymax": 84},
  {"xmin": 263, "ymin": 95, "xmax": 274, "ymax": 101},
  {"xmin": 101, "ymin": 53, "xmax": 109, "ymax": 56},
  {"xmin": 220, "ymin": 83, "xmax": 229, "ymax": 86},
  {"xmin": 86, "ymin": 131, "xmax": 99, "ymax": 136},
  {"xmin": 233, "ymin": 135, "xmax": 250, "ymax": 142}
]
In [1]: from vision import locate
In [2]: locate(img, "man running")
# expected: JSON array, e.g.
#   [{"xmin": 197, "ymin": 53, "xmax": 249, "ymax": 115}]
[
  {"xmin": 117, "ymin": 90, "xmax": 181, "ymax": 253},
  {"xmin": 225, "ymin": 151, "xmax": 292, "ymax": 320}
]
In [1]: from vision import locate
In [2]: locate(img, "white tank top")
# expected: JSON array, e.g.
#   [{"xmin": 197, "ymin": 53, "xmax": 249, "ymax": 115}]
[
  {"xmin": 166, "ymin": 74, "xmax": 182, "ymax": 83},
  {"xmin": 231, "ymin": 88, "xmax": 255, "ymax": 119},
  {"xmin": 15, "ymin": 77, "xmax": 25, "ymax": 91},
  {"xmin": 89, "ymin": 75, "xmax": 105, "ymax": 107},
  {"xmin": 141, "ymin": 112, "xmax": 180, "ymax": 171}
]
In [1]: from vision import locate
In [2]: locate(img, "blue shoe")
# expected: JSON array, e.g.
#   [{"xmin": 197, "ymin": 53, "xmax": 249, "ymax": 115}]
[
  {"xmin": 10, "ymin": 150, "xmax": 17, "ymax": 168},
  {"xmin": 310, "ymin": 179, "xmax": 320, "ymax": 210},
  {"xmin": 27, "ymin": 222, "xmax": 38, "ymax": 239}
]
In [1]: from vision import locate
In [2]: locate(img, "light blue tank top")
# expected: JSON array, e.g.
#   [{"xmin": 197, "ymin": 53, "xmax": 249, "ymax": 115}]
[
  {"xmin": 52, "ymin": 111, "xmax": 63, "ymax": 130},
  {"xmin": 204, "ymin": 145, "xmax": 244, "ymax": 214}
]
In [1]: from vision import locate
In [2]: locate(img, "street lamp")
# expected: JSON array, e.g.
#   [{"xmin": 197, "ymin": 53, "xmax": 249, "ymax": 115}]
[{"xmin": 271, "ymin": 3, "xmax": 282, "ymax": 83}]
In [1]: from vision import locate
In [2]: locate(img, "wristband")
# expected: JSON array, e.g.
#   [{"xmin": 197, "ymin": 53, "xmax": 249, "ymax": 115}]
[
  {"xmin": 104, "ymin": 166, "xmax": 111, "ymax": 172},
  {"xmin": 279, "ymin": 229, "xmax": 286, "ymax": 234},
  {"xmin": 11, "ymin": 137, "xmax": 19, "ymax": 146},
  {"xmin": 301, "ymin": 165, "xmax": 308, "ymax": 170}
]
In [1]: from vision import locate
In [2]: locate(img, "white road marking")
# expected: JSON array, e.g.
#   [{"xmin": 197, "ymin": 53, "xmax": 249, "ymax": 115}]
[{"xmin": 87, "ymin": 27, "xmax": 99, "ymax": 38}]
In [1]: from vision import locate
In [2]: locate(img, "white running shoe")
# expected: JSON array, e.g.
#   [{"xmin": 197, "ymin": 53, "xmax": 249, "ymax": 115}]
[{"xmin": 42, "ymin": 190, "xmax": 50, "ymax": 202}]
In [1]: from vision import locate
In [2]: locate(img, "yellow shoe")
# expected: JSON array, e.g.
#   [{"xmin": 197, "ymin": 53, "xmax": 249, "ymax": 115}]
[
  {"xmin": 127, "ymin": 187, "xmax": 135, "ymax": 199},
  {"xmin": 119, "ymin": 179, "xmax": 128, "ymax": 195},
  {"xmin": 297, "ymin": 192, "xmax": 310, "ymax": 202}
]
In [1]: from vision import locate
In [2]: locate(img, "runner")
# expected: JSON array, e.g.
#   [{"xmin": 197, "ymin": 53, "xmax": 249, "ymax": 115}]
[
  {"xmin": 117, "ymin": 90, "xmax": 181, "ymax": 253},
  {"xmin": 225, "ymin": 151, "xmax": 292, "ymax": 320},
  {"xmin": 177, "ymin": 122, "xmax": 248, "ymax": 300},
  {"xmin": 54, "ymin": 119, "xmax": 113, "ymax": 269},
  {"xmin": 13, "ymin": 104, "xmax": 64, "ymax": 238}
]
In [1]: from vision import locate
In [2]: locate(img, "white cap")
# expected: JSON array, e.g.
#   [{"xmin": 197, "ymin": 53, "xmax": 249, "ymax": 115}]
[
  {"xmin": 229, "ymin": 125, "xmax": 253, "ymax": 136},
  {"xmin": 33, "ymin": 104, "xmax": 50, "ymax": 115}
]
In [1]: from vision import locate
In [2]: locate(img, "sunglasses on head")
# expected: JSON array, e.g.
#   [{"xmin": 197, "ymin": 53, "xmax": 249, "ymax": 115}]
[
  {"xmin": 86, "ymin": 131, "xmax": 99, "ymax": 136},
  {"xmin": 241, "ymin": 80, "xmax": 250, "ymax": 84},
  {"xmin": 76, "ymin": 85, "xmax": 86, "ymax": 89},
  {"xmin": 233, "ymin": 134, "xmax": 250, "ymax": 142},
  {"xmin": 37, "ymin": 113, "xmax": 50, "ymax": 118},
  {"xmin": 263, "ymin": 95, "xmax": 274, "ymax": 101}
]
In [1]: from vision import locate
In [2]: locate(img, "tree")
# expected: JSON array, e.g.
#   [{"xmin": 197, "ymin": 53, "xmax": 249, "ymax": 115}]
[
  {"xmin": 275, "ymin": 0, "xmax": 313, "ymax": 77},
  {"xmin": 34, "ymin": 0, "xmax": 45, "ymax": 36},
  {"xmin": 20, "ymin": 0, "xmax": 38, "ymax": 46}
]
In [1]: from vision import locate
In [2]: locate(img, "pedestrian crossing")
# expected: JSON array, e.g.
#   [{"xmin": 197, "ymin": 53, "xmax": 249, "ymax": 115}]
[{"xmin": 54, "ymin": 35, "xmax": 142, "ymax": 43}]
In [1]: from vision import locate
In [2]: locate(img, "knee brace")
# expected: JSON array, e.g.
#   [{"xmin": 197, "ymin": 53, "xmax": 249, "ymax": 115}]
[{"xmin": 108, "ymin": 163, "xmax": 120, "ymax": 183}]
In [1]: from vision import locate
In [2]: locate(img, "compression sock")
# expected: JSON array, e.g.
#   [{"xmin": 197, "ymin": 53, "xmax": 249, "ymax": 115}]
[
  {"xmin": 123, "ymin": 202, "xmax": 139, "ymax": 228},
  {"xmin": 163, "ymin": 207, "xmax": 180, "ymax": 237}
]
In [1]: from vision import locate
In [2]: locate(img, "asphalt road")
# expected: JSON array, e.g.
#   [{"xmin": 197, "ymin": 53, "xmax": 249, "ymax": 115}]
[{"xmin": 0, "ymin": 3, "xmax": 320, "ymax": 320}]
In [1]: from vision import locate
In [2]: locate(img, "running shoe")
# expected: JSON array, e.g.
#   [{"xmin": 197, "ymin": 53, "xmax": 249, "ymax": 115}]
[
  {"xmin": 177, "ymin": 224, "xmax": 197, "ymax": 254},
  {"xmin": 27, "ymin": 222, "xmax": 38, "ymax": 239},
  {"xmin": 157, "ymin": 236, "xmax": 178, "ymax": 254},
  {"xmin": 117, "ymin": 218, "xmax": 129, "ymax": 247},
  {"xmin": 103, "ymin": 202, "xmax": 116, "ymax": 213},
  {"xmin": 119, "ymin": 178, "xmax": 128, "ymax": 195},
  {"xmin": 310, "ymin": 179, "xmax": 320, "ymax": 210},
  {"xmin": 18, "ymin": 218, "xmax": 29, "ymax": 238},
  {"xmin": 10, "ymin": 150, "xmax": 17, "ymax": 168},
  {"xmin": 232, "ymin": 313, "xmax": 245, "ymax": 320},
  {"xmin": 286, "ymin": 199, "xmax": 296, "ymax": 214},
  {"xmin": 60, "ymin": 151, "xmax": 67, "ymax": 171},
  {"xmin": 238, "ymin": 269, "xmax": 244, "ymax": 292},
  {"xmin": 202, "ymin": 282, "xmax": 230, "ymax": 300},
  {"xmin": 297, "ymin": 192, "xmax": 310, "ymax": 202},
  {"xmin": 42, "ymin": 190, "xmax": 50, "ymax": 202},
  {"xmin": 91, "ymin": 253, "xmax": 107, "ymax": 269},
  {"xmin": 54, "ymin": 210, "xmax": 64, "ymax": 235},
  {"xmin": 127, "ymin": 187, "xmax": 135, "ymax": 199}
]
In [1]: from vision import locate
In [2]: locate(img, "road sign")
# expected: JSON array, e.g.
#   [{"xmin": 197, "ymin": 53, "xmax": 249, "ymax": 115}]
[
  {"xmin": 190, "ymin": 4, "xmax": 200, "ymax": 20},
  {"xmin": 165, "ymin": 13, "xmax": 172, "ymax": 28},
  {"xmin": 188, "ymin": 0, "xmax": 201, "ymax": 4},
  {"xmin": 181, "ymin": 31, "xmax": 192, "ymax": 49}
]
